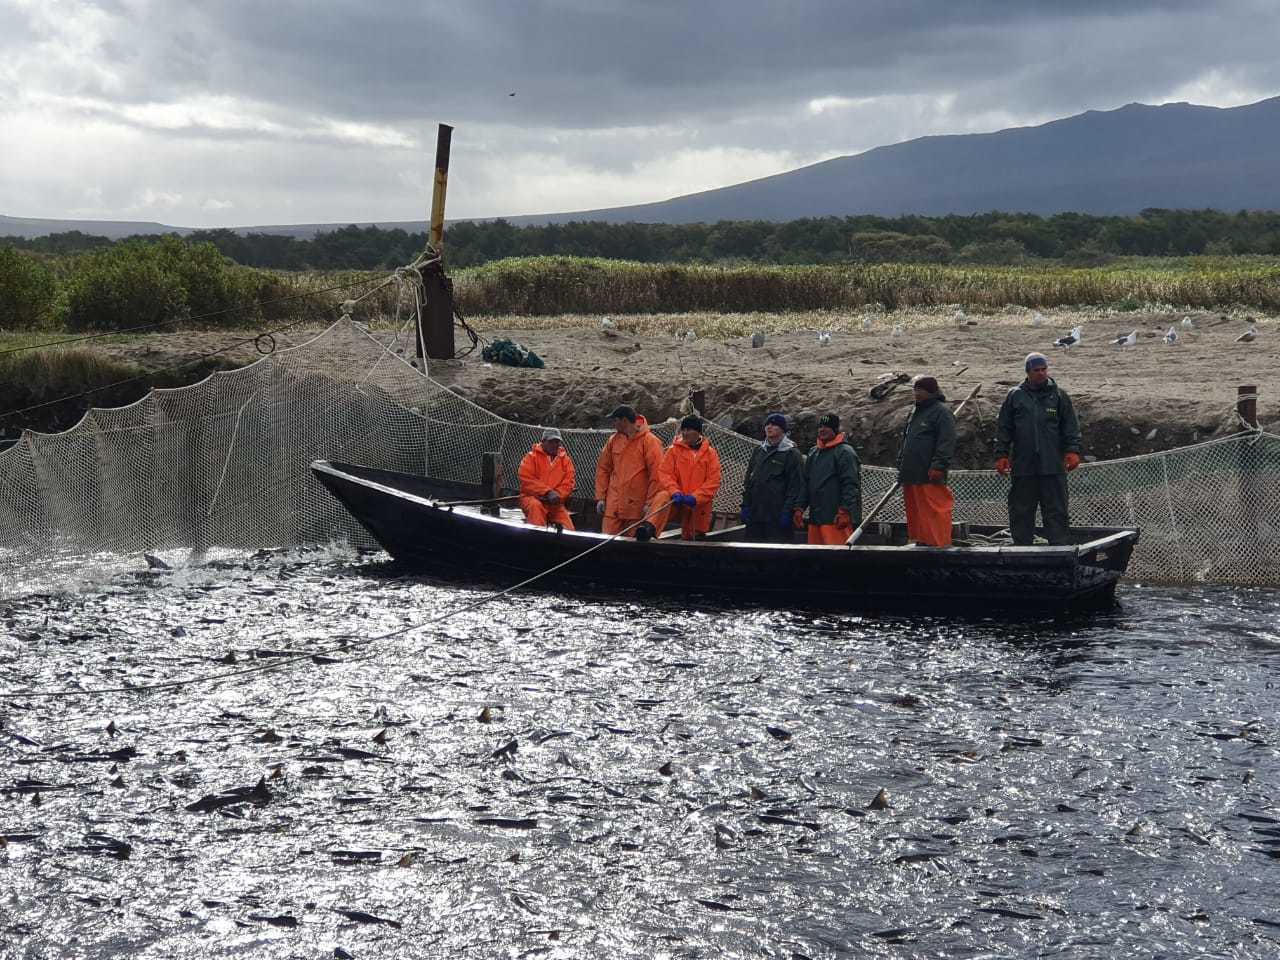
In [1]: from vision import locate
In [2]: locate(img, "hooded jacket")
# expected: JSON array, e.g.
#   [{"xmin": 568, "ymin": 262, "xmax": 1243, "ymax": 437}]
[
  {"xmin": 742, "ymin": 436, "xmax": 805, "ymax": 519},
  {"xmin": 801, "ymin": 432, "xmax": 861, "ymax": 525},
  {"xmin": 896, "ymin": 394, "xmax": 956, "ymax": 485},
  {"xmin": 659, "ymin": 434, "xmax": 723, "ymax": 508},
  {"xmin": 518, "ymin": 441, "xmax": 577, "ymax": 501},
  {"xmin": 594, "ymin": 415, "xmax": 665, "ymax": 518},
  {"xmin": 995, "ymin": 378, "xmax": 1082, "ymax": 476}
]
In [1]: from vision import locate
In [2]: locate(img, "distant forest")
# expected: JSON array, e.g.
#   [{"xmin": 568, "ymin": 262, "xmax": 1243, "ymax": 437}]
[{"xmin": 9, "ymin": 209, "xmax": 1280, "ymax": 269}]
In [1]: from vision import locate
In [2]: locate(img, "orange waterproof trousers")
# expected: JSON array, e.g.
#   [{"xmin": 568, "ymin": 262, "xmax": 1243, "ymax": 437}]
[
  {"xmin": 807, "ymin": 523, "xmax": 850, "ymax": 545},
  {"xmin": 519, "ymin": 496, "xmax": 575, "ymax": 530},
  {"xmin": 903, "ymin": 483, "xmax": 954, "ymax": 547}
]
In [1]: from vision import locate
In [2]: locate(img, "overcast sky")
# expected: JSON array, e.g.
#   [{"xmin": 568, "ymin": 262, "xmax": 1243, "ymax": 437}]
[{"xmin": 3, "ymin": 0, "xmax": 1279, "ymax": 228}]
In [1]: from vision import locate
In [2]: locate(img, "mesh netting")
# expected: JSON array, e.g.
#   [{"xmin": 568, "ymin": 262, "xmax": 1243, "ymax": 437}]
[{"xmin": 1, "ymin": 317, "xmax": 1277, "ymax": 595}]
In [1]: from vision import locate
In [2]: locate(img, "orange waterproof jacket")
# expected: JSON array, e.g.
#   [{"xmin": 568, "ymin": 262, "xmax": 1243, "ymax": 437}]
[
  {"xmin": 659, "ymin": 436, "xmax": 723, "ymax": 509},
  {"xmin": 594, "ymin": 415, "xmax": 665, "ymax": 518},
  {"xmin": 518, "ymin": 443, "xmax": 576, "ymax": 501}
]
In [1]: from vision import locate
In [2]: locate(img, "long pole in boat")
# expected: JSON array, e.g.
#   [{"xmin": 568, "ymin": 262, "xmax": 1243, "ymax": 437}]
[
  {"xmin": 845, "ymin": 382, "xmax": 983, "ymax": 545},
  {"xmin": 418, "ymin": 123, "xmax": 455, "ymax": 361}
]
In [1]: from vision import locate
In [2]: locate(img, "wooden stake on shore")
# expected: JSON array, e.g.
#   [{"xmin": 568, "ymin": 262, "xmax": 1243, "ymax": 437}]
[
  {"xmin": 419, "ymin": 123, "xmax": 456, "ymax": 361},
  {"xmin": 1238, "ymin": 384, "xmax": 1258, "ymax": 428}
]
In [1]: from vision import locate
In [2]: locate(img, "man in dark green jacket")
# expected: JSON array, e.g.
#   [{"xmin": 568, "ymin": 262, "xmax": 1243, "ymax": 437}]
[
  {"xmin": 995, "ymin": 353, "xmax": 1083, "ymax": 545},
  {"xmin": 795, "ymin": 413, "xmax": 861, "ymax": 545},
  {"xmin": 896, "ymin": 376, "xmax": 956, "ymax": 546},
  {"xmin": 741, "ymin": 412, "xmax": 805, "ymax": 543}
]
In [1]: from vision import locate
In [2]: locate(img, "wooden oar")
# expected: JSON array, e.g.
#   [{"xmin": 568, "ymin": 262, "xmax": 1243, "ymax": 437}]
[{"xmin": 845, "ymin": 382, "xmax": 983, "ymax": 545}]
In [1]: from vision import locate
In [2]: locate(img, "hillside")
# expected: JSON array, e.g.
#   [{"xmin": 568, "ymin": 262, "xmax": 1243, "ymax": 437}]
[{"xmin": 6, "ymin": 97, "xmax": 1280, "ymax": 239}]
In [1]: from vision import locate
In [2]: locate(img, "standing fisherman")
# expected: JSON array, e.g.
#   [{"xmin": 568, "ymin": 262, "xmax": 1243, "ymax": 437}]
[
  {"xmin": 994, "ymin": 353, "xmax": 1083, "ymax": 544},
  {"xmin": 795, "ymin": 413, "xmax": 861, "ymax": 545},
  {"xmin": 594, "ymin": 404, "xmax": 665, "ymax": 537},
  {"xmin": 654, "ymin": 415, "xmax": 723, "ymax": 540},
  {"xmin": 517, "ymin": 428, "xmax": 577, "ymax": 530},
  {"xmin": 896, "ymin": 376, "xmax": 956, "ymax": 546},
  {"xmin": 741, "ymin": 412, "xmax": 805, "ymax": 543}
]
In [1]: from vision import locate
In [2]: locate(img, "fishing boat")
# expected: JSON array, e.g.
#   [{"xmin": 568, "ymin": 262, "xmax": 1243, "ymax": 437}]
[{"xmin": 312, "ymin": 460, "xmax": 1139, "ymax": 611}]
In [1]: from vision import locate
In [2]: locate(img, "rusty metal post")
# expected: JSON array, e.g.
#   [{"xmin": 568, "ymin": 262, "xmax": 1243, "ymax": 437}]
[
  {"xmin": 481, "ymin": 452, "xmax": 504, "ymax": 516},
  {"xmin": 1238, "ymin": 385, "xmax": 1258, "ymax": 428},
  {"xmin": 419, "ymin": 123, "xmax": 455, "ymax": 361}
]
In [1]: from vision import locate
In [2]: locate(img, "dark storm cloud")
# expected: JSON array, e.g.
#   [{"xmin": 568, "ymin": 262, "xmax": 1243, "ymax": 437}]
[{"xmin": 15, "ymin": 0, "xmax": 1270, "ymax": 133}]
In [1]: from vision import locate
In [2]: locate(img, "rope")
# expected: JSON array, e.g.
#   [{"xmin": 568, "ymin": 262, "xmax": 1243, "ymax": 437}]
[{"xmin": 0, "ymin": 503, "xmax": 669, "ymax": 701}]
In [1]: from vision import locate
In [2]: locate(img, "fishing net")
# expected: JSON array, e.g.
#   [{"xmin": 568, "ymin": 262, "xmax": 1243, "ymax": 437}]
[{"xmin": 1, "ymin": 317, "xmax": 1277, "ymax": 596}]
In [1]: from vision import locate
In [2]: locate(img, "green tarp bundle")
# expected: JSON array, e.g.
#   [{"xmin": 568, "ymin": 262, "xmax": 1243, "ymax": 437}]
[{"xmin": 481, "ymin": 339, "xmax": 544, "ymax": 368}]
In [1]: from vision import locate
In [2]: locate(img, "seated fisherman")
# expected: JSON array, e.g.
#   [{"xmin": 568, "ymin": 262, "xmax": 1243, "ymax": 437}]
[
  {"xmin": 518, "ymin": 428, "xmax": 576, "ymax": 530},
  {"xmin": 654, "ymin": 415, "xmax": 723, "ymax": 540}
]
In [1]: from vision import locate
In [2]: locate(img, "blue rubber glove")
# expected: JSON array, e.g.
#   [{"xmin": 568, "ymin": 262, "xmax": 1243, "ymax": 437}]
[
  {"xmin": 777, "ymin": 510, "xmax": 791, "ymax": 529},
  {"xmin": 676, "ymin": 492, "xmax": 696, "ymax": 508},
  {"xmin": 740, "ymin": 505, "xmax": 751, "ymax": 524}
]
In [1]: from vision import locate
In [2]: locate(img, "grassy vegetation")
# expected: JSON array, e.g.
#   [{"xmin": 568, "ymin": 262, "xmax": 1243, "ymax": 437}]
[
  {"xmin": 4, "ymin": 246, "xmax": 1280, "ymax": 341},
  {"xmin": 451, "ymin": 255, "xmax": 1280, "ymax": 316}
]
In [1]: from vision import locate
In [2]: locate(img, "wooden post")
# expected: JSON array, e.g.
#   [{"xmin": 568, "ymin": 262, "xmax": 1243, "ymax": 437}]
[
  {"xmin": 418, "ymin": 123, "xmax": 455, "ymax": 361},
  {"xmin": 1238, "ymin": 384, "xmax": 1258, "ymax": 428},
  {"xmin": 690, "ymin": 390, "xmax": 706, "ymax": 415},
  {"xmin": 481, "ymin": 452, "xmax": 504, "ymax": 516}
]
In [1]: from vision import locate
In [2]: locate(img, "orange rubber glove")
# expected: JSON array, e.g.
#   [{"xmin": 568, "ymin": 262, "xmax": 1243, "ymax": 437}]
[
  {"xmin": 1064, "ymin": 452, "xmax": 1081, "ymax": 472},
  {"xmin": 835, "ymin": 507, "xmax": 853, "ymax": 530},
  {"xmin": 792, "ymin": 508, "xmax": 806, "ymax": 530},
  {"xmin": 927, "ymin": 468, "xmax": 945, "ymax": 483},
  {"xmin": 994, "ymin": 457, "xmax": 1011, "ymax": 476}
]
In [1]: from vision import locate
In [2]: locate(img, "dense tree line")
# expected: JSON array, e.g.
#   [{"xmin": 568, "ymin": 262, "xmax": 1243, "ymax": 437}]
[{"xmin": 8, "ymin": 208, "xmax": 1280, "ymax": 269}]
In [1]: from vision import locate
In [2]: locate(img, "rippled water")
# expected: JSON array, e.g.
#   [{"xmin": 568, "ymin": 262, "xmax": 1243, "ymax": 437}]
[{"xmin": 3, "ymin": 546, "xmax": 1280, "ymax": 959}]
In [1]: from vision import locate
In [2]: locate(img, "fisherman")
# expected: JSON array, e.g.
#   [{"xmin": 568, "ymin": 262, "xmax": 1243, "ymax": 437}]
[
  {"xmin": 896, "ymin": 375, "xmax": 956, "ymax": 547},
  {"xmin": 741, "ymin": 411, "xmax": 804, "ymax": 543},
  {"xmin": 517, "ymin": 427, "xmax": 577, "ymax": 530},
  {"xmin": 594, "ymin": 404, "xmax": 665, "ymax": 537},
  {"xmin": 994, "ymin": 352, "xmax": 1083, "ymax": 545},
  {"xmin": 795, "ymin": 413, "xmax": 861, "ymax": 545},
  {"xmin": 654, "ymin": 415, "xmax": 723, "ymax": 540}
]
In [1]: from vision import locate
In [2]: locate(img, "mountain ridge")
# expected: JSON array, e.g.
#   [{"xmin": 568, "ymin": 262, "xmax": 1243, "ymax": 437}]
[{"xmin": 6, "ymin": 96, "xmax": 1280, "ymax": 240}]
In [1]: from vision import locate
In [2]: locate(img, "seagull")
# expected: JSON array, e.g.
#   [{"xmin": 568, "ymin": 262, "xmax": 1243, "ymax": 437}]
[
  {"xmin": 891, "ymin": 323, "xmax": 905, "ymax": 340},
  {"xmin": 817, "ymin": 331, "xmax": 831, "ymax": 345},
  {"xmin": 953, "ymin": 309, "xmax": 967, "ymax": 328},
  {"xmin": 751, "ymin": 332, "xmax": 765, "ymax": 348},
  {"xmin": 860, "ymin": 316, "xmax": 873, "ymax": 332},
  {"xmin": 1181, "ymin": 316, "xmax": 1195, "ymax": 329},
  {"xmin": 1163, "ymin": 326, "xmax": 1178, "ymax": 345},
  {"xmin": 683, "ymin": 329, "xmax": 697, "ymax": 342},
  {"xmin": 1112, "ymin": 330, "xmax": 1138, "ymax": 347},
  {"xmin": 1031, "ymin": 311, "xmax": 1045, "ymax": 327},
  {"xmin": 1236, "ymin": 325, "xmax": 1258, "ymax": 343},
  {"xmin": 1054, "ymin": 325, "xmax": 1083, "ymax": 350}
]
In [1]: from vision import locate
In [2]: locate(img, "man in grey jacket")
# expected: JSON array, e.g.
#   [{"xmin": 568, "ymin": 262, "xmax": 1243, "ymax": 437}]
[{"xmin": 994, "ymin": 353, "xmax": 1083, "ymax": 545}]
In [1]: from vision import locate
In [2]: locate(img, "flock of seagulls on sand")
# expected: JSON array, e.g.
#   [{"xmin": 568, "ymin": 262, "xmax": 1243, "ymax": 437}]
[{"xmin": 633, "ymin": 310, "xmax": 1262, "ymax": 352}]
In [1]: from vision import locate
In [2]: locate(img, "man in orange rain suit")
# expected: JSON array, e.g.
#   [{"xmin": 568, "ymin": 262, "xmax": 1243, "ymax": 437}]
[
  {"xmin": 518, "ymin": 427, "xmax": 577, "ymax": 530},
  {"xmin": 795, "ymin": 413, "xmax": 861, "ymax": 545},
  {"xmin": 896, "ymin": 375, "xmax": 957, "ymax": 547},
  {"xmin": 594, "ymin": 404, "xmax": 665, "ymax": 537},
  {"xmin": 654, "ymin": 415, "xmax": 723, "ymax": 540}
]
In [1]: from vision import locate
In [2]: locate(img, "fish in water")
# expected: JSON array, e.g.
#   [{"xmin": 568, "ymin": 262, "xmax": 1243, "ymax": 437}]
[
  {"xmin": 1112, "ymin": 330, "xmax": 1138, "ymax": 347},
  {"xmin": 1054, "ymin": 326, "xmax": 1082, "ymax": 350}
]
